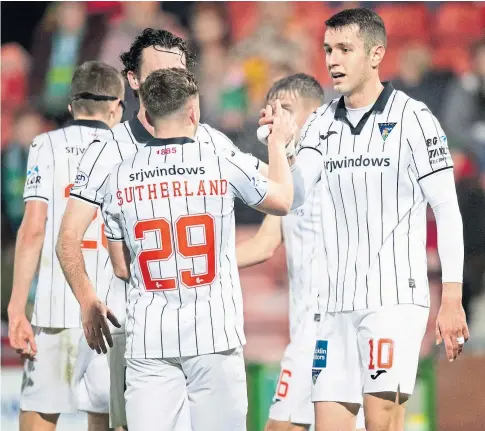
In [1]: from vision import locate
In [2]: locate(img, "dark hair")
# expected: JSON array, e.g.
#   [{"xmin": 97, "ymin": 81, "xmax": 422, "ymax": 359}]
[
  {"xmin": 120, "ymin": 28, "xmax": 195, "ymax": 79},
  {"xmin": 265, "ymin": 73, "xmax": 324, "ymax": 105},
  {"xmin": 70, "ymin": 61, "xmax": 124, "ymax": 116},
  {"xmin": 325, "ymin": 8, "xmax": 387, "ymax": 52},
  {"xmin": 139, "ymin": 68, "xmax": 199, "ymax": 119}
]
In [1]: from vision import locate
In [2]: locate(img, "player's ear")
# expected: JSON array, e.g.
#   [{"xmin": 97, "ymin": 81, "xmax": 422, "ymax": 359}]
[
  {"xmin": 370, "ymin": 45, "xmax": 385, "ymax": 69},
  {"xmin": 127, "ymin": 70, "xmax": 140, "ymax": 91},
  {"xmin": 68, "ymin": 104, "xmax": 73, "ymax": 116}
]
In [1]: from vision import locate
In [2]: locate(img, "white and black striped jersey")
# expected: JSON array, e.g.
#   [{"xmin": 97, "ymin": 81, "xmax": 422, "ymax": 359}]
[
  {"xmin": 102, "ymin": 134, "xmax": 267, "ymax": 359},
  {"xmin": 23, "ymin": 120, "xmax": 113, "ymax": 328},
  {"xmin": 295, "ymin": 82, "xmax": 454, "ymax": 312},
  {"xmin": 281, "ymin": 181, "xmax": 325, "ymax": 341},
  {"xmin": 70, "ymin": 116, "xmax": 259, "ymax": 330}
]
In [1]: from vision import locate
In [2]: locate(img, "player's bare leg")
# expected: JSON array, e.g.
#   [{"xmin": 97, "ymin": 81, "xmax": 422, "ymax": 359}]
[
  {"xmin": 363, "ymin": 391, "xmax": 409, "ymax": 431},
  {"xmin": 264, "ymin": 419, "xmax": 309, "ymax": 431},
  {"xmin": 314, "ymin": 401, "xmax": 359, "ymax": 431},
  {"xmin": 87, "ymin": 412, "xmax": 110, "ymax": 431},
  {"xmin": 19, "ymin": 411, "xmax": 58, "ymax": 431}
]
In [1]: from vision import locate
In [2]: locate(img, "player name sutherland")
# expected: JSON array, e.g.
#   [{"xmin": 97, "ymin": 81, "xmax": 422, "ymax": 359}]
[{"xmin": 116, "ymin": 179, "xmax": 228, "ymax": 205}]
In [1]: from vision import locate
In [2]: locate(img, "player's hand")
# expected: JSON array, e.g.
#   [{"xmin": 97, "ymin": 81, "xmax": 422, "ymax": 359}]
[
  {"xmin": 8, "ymin": 313, "xmax": 37, "ymax": 360},
  {"xmin": 268, "ymin": 100, "xmax": 297, "ymax": 147},
  {"xmin": 436, "ymin": 286, "xmax": 469, "ymax": 362},
  {"xmin": 81, "ymin": 295, "xmax": 121, "ymax": 354},
  {"xmin": 258, "ymin": 106, "xmax": 274, "ymax": 128}
]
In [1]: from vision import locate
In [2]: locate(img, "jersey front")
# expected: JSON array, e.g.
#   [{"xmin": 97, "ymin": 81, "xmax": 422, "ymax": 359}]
[
  {"xmin": 296, "ymin": 82, "xmax": 453, "ymax": 312},
  {"xmin": 102, "ymin": 135, "xmax": 267, "ymax": 359},
  {"xmin": 281, "ymin": 180, "xmax": 325, "ymax": 341},
  {"xmin": 71, "ymin": 116, "xmax": 260, "ymax": 329},
  {"xmin": 23, "ymin": 120, "xmax": 113, "ymax": 328}
]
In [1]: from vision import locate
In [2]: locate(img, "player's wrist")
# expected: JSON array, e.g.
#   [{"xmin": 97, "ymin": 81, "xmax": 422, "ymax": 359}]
[{"xmin": 441, "ymin": 282, "xmax": 463, "ymax": 304}]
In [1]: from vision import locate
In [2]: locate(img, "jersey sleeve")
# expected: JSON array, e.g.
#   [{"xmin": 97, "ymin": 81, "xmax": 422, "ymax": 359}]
[
  {"xmin": 102, "ymin": 164, "xmax": 124, "ymax": 242},
  {"xmin": 70, "ymin": 139, "xmax": 121, "ymax": 207},
  {"xmin": 406, "ymin": 102, "xmax": 453, "ymax": 181},
  {"xmin": 220, "ymin": 150, "xmax": 268, "ymax": 206},
  {"xmin": 199, "ymin": 123, "xmax": 261, "ymax": 170},
  {"xmin": 23, "ymin": 134, "xmax": 54, "ymax": 203}
]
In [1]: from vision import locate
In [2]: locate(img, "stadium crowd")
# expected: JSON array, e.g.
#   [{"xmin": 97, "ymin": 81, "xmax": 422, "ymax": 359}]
[{"xmin": 1, "ymin": 0, "xmax": 485, "ymax": 345}]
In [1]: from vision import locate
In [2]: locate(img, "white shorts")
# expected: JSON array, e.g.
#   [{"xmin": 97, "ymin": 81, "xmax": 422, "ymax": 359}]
[
  {"xmin": 74, "ymin": 335, "xmax": 110, "ymax": 414},
  {"xmin": 268, "ymin": 313, "xmax": 318, "ymax": 425},
  {"xmin": 107, "ymin": 332, "xmax": 127, "ymax": 428},
  {"xmin": 312, "ymin": 304, "xmax": 429, "ymax": 405},
  {"xmin": 20, "ymin": 327, "xmax": 109, "ymax": 414},
  {"xmin": 125, "ymin": 347, "xmax": 247, "ymax": 431}
]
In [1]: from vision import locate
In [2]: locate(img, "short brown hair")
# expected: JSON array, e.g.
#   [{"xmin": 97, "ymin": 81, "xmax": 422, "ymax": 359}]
[
  {"xmin": 139, "ymin": 68, "xmax": 198, "ymax": 120},
  {"xmin": 325, "ymin": 8, "xmax": 387, "ymax": 53},
  {"xmin": 70, "ymin": 61, "xmax": 124, "ymax": 116}
]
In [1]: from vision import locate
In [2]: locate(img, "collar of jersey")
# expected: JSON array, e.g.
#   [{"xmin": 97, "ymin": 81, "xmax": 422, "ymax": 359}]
[
  {"xmin": 146, "ymin": 137, "xmax": 195, "ymax": 146},
  {"xmin": 70, "ymin": 119, "xmax": 110, "ymax": 130},
  {"xmin": 129, "ymin": 114, "xmax": 154, "ymax": 143},
  {"xmin": 334, "ymin": 81, "xmax": 394, "ymax": 135}
]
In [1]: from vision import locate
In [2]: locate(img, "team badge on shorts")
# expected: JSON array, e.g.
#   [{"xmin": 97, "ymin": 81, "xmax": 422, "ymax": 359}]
[
  {"xmin": 378, "ymin": 122, "xmax": 397, "ymax": 142},
  {"xmin": 312, "ymin": 340, "xmax": 328, "ymax": 384}
]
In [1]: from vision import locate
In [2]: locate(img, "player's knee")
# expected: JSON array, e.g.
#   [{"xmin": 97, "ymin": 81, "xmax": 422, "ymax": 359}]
[{"xmin": 364, "ymin": 392, "xmax": 399, "ymax": 431}]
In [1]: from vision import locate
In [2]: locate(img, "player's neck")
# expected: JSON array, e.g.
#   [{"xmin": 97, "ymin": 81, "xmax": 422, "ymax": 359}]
[
  {"xmin": 137, "ymin": 106, "xmax": 155, "ymax": 137},
  {"xmin": 153, "ymin": 122, "xmax": 195, "ymax": 140},
  {"xmin": 344, "ymin": 78, "xmax": 384, "ymax": 109},
  {"xmin": 74, "ymin": 114, "xmax": 109, "ymax": 127}
]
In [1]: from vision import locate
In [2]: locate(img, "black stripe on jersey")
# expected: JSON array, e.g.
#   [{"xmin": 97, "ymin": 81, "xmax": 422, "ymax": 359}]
[
  {"xmin": 124, "ymin": 122, "xmax": 139, "ymax": 152},
  {"xmin": 351, "ymin": 172, "xmax": 359, "ymax": 310},
  {"xmin": 367, "ymin": 114, "xmax": 377, "ymax": 152},
  {"xmin": 407, "ymin": 166, "xmax": 416, "ymax": 304},
  {"xmin": 413, "ymin": 111, "xmax": 434, "ymax": 172},
  {"xmin": 110, "ymin": 130, "xmax": 124, "ymax": 160},
  {"xmin": 202, "ymin": 123, "xmax": 223, "ymax": 353},
  {"xmin": 407, "ymin": 139, "xmax": 421, "ymax": 178},
  {"xmin": 183, "ymin": 143, "xmax": 199, "ymax": 355},
  {"xmin": 417, "ymin": 165, "xmax": 453, "ymax": 181},
  {"xmin": 143, "ymin": 294, "xmax": 155, "ymax": 359},
  {"xmin": 46, "ymin": 132, "xmax": 56, "ymax": 326},
  {"xmin": 105, "ymin": 273, "xmax": 114, "ymax": 306},
  {"xmin": 86, "ymin": 140, "xmax": 109, "ymax": 177},
  {"xmin": 65, "ymin": 128, "xmax": 72, "ymax": 326},
  {"xmin": 70, "ymin": 193, "xmax": 101, "ymax": 206},
  {"xmin": 394, "ymin": 98, "xmax": 411, "ymax": 304},
  {"xmin": 217, "ymin": 156, "xmax": 230, "ymax": 350},
  {"xmin": 338, "ymin": 174, "xmax": 350, "ymax": 311},
  {"xmin": 378, "ymin": 173, "xmax": 383, "ymax": 307},
  {"xmin": 94, "ymin": 175, "xmax": 109, "ymax": 205}
]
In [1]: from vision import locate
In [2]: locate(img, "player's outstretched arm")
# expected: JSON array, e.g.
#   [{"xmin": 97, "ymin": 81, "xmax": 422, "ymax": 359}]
[
  {"xmin": 255, "ymin": 100, "xmax": 295, "ymax": 215},
  {"xmin": 7, "ymin": 201, "xmax": 47, "ymax": 359},
  {"xmin": 236, "ymin": 215, "xmax": 283, "ymax": 268}
]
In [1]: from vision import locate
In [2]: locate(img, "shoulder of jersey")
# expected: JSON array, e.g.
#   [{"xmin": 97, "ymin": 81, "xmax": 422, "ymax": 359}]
[
  {"xmin": 196, "ymin": 122, "xmax": 238, "ymax": 153},
  {"xmin": 391, "ymin": 89, "xmax": 432, "ymax": 115}
]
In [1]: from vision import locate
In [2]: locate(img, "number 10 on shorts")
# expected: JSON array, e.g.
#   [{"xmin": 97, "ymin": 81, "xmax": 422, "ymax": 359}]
[{"xmin": 368, "ymin": 338, "xmax": 394, "ymax": 370}]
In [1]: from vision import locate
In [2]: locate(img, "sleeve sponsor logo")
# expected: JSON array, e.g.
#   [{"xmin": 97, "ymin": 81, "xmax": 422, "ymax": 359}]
[
  {"xmin": 73, "ymin": 171, "xmax": 89, "ymax": 188},
  {"xmin": 26, "ymin": 165, "xmax": 41, "ymax": 189},
  {"xmin": 427, "ymin": 135, "xmax": 450, "ymax": 164}
]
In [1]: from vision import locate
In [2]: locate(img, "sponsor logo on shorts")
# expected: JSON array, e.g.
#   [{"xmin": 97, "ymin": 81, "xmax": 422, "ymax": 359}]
[
  {"xmin": 370, "ymin": 370, "xmax": 387, "ymax": 380},
  {"xmin": 312, "ymin": 340, "xmax": 328, "ymax": 384}
]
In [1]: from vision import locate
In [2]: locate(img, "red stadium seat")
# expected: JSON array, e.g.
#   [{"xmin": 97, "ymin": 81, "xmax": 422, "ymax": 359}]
[
  {"xmin": 432, "ymin": 45, "xmax": 471, "ymax": 76},
  {"xmin": 433, "ymin": 3, "xmax": 484, "ymax": 44},
  {"xmin": 227, "ymin": 2, "xmax": 259, "ymax": 42},
  {"xmin": 375, "ymin": 3, "xmax": 431, "ymax": 44}
]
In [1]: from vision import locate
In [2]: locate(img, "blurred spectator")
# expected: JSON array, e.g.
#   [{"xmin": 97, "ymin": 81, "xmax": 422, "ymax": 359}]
[
  {"xmin": 99, "ymin": 1, "xmax": 188, "ymax": 118},
  {"xmin": 29, "ymin": 2, "xmax": 108, "ymax": 125},
  {"xmin": 189, "ymin": 2, "xmax": 231, "ymax": 127},
  {"xmin": 392, "ymin": 43, "xmax": 455, "ymax": 126},
  {"xmin": 443, "ymin": 38, "xmax": 485, "ymax": 176},
  {"xmin": 1, "ymin": 109, "xmax": 45, "ymax": 236},
  {"xmin": 1, "ymin": 43, "xmax": 31, "ymax": 148}
]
